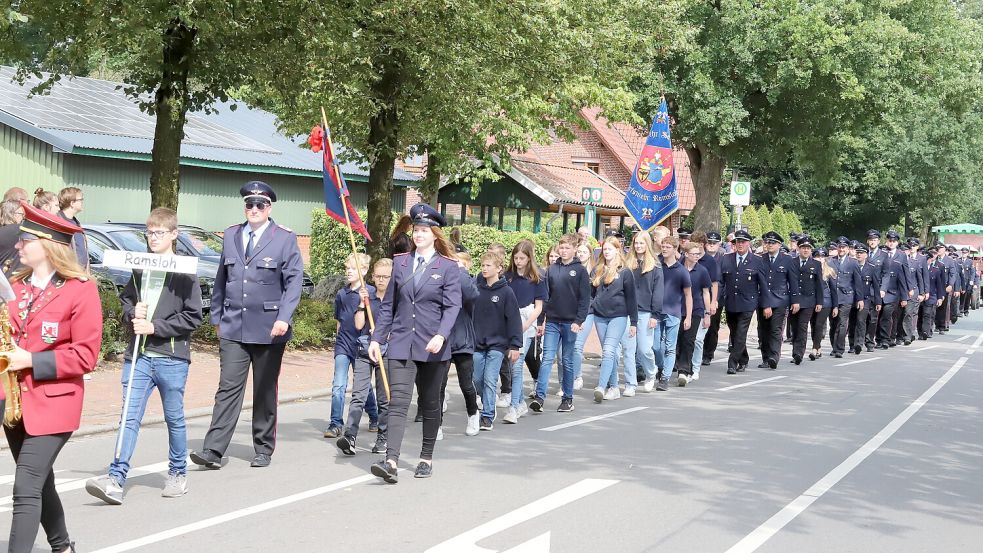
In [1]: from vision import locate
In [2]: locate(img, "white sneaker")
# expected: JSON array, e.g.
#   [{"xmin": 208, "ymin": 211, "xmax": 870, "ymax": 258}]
[
  {"xmin": 678, "ymin": 374, "xmax": 689, "ymax": 387},
  {"xmin": 496, "ymin": 393, "xmax": 510, "ymax": 408},
  {"xmin": 604, "ymin": 387, "xmax": 621, "ymax": 400},
  {"xmin": 642, "ymin": 377, "xmax": 656, "ymax": 392},
  {"xmin": 623, "ymin": 385, "xmax": 637, "ymax": 397},
  {"xmin": 503, "ymin": 407, "xmax": 518, "ymax": 424},
  {"xmin": 465, "ymin": 414, "xmax": 480, "ymax": 436},
  {"xmin": 517, "ymin": 402, "xmax": 529, "ymax": 418},
  {"xmin": 161, "ymin": 473, "xmax": 188, "ymax": 498},
  {"xmin": 593, "ymin": 387, "xmax": 605, "ymax": 403},
  {"xmin": 556, "ymin": 389, "xmax": 564, "ymax": 397},
  {"xmin": 443, "ymin": 397, "xmax": 449, "ymax": 413},
  {"xmin": 691, "ymin": 373, "xmax": 700, "ymax": 381},
  {"xmin": 476, "ymin": 397, "xmax": 482, "ymax": 410},
  {"xmin": 573, "ymin": 377, "xmax": 584, "ymax": 390},
  {"xmin": 436, "ymin": 426, "xmax": 444, "ymax": 441}
]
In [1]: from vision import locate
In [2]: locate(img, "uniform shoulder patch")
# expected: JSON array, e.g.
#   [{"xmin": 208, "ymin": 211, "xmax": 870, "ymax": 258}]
[
  {"xmin": 438, "ymin": 253, "xmax": 457, "ymax": 262},
  {"xmin": 393, "ymin": 252, "xmax": 410, "ymax": 258},
  {"xmin": 277, "ymin": 224, "xmax": 294, "ymax": 233}
]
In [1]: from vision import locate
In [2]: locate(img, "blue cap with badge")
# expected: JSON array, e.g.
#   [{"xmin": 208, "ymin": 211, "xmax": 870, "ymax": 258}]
[
  {"xmin": 707, "ymin": 231, "xmax": 722, "ymax": 243},
  {"xmin": 733, "ymin": 229, "xmax": 753, "ymax": 241},
  {"xmin": 240, "ymin": 181, "xmax": 276, "ymax": 204},
  {"xmin": 867, "ymin": 229, "xmax": 881, "ymax": 239},
  {"xmin": 885, "ymin": 229, "xmax": 901, "ymax": 240},
  {"xmin": 409, "ymin": 203, "xmax": 447, "ymax": 228},
  {"xmin": 762, "ymin": 231, "xmax": 784, "ymax": 244}
]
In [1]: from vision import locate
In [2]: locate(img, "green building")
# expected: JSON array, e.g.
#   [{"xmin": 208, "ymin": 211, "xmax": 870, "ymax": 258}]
[{"xmin": 0, "ymin": 66, "xmax": 418, "ymax": 237}]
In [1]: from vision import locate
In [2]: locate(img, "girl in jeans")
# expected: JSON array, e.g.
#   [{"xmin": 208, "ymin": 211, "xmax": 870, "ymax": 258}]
[
  {"xmin": 591, "ymin": 237, "xmax": 638, "ymax": 402},
  {"xmin": 569, "ymin": 242, "xmax": 596, "ymax": 392},
  {"xmin": 503, "ymin": 240, "xmax": 546, "ymax": 424},
  {"xmin": 624, "ymin": 232, "xmax": 662, "ymax": 395}
]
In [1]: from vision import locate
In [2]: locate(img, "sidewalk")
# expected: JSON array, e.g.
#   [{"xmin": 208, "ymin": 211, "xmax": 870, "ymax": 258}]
[{"xmin": 71, "ymin": 320, "xmax": 730, "ymax": 435}]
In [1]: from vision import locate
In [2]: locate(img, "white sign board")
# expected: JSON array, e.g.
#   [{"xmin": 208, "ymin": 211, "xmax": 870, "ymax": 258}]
[
  {"xmin": 581, "ymin": 187, "xmax": 603, "ymax": 205},
  {"xmin": 103, "ymin": 250, "xmax": 199, "ymax": 275},
  {"xmin": 729, "ymin": 181, "xmax": 751, "ymax": 206}
]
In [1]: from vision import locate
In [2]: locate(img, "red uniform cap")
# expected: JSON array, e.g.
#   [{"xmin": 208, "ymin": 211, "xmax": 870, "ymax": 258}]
[{"xmin": 18, "ymin": 200, "xmax": 81, "ymax": 245}]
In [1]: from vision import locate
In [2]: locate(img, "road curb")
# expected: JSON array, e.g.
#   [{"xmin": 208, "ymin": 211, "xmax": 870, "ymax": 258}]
[{"xmin": 73, "ymin": 388, "xmax": 333, "ymax": 439}]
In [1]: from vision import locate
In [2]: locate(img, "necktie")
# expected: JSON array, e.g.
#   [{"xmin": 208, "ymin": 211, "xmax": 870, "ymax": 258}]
[
  {"xmin": 245, "ymin": 230, "xmax": 255, "ymax": 259},
  {"xmin": 413, "ymin": 256, "xmax": 427, "ymax": 286},
  {"xmin": 738, "ymin": 255, "xmax": 745, "ymax": 268},
  {"xmin": 800, "ymin": 259, "xmax": 805, "ymax": 269}
]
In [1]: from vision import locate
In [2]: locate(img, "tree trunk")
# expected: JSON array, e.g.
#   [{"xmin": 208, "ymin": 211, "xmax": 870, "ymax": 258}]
[
  {"xmin": 149, "ymin": 18, "xmax": 196, "ymax": 211},
  {"xmin": 420, "ymin": 150, "xmax": 439, "ymax": 205},
  {"xmin": 365, "ymin": 58, "xmax": 401, "ymax": 262},
  {"xmin": 685, "ymin": 143, "xmax": 726, "ymax": 233}
]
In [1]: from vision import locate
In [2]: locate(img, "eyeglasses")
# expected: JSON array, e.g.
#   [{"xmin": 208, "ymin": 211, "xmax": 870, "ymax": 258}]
[
  {"xmin": 74, "ymin": 197, "xmax": 84, "ymax": 202},
  {"xmin": 373, "ymin": 274, "xmax": 391, "ymax": 280},
  {"xmin": 245, "ymin": 201, "xmax": 270, "ymax": 210},
  {"xmin": 145, "ymin": 230, "xmax": 173, "ymax": 238},
  {"xmin": 686, "ymin": 252, "xmax": 702, "ymax": 257}
]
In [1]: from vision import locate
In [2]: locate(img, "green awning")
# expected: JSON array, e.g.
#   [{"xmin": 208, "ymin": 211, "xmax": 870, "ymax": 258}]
[{"xmin": 932, "ymin": 223, "xmax": 983, "ymax": 234}]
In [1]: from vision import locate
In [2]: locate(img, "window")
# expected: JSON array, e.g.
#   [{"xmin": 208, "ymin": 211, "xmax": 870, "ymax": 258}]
[
  {"xmin": 572, "ymin": 158, "xmax": 601, "ymax": 175},
  {"xmin": 84, "ymin": 232, "xmax": 114, "ymax": 264},
  {"xmin": 586, "ymin": 162, "xmax": 600, "ymax": 174},
  {"xmin": 181, "ymin": 229, "xmax": 224, "ymax": 257}
]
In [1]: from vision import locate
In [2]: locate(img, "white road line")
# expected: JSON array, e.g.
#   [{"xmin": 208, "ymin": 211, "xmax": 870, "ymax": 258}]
[
  {"xmin": 913, "ymin": 345, "xmax": 938, "ymax": 352},
  {"xmin": 717, "ymin": 376, "xmax": 787, "ymax": 391},
  {"xmin": 835, "ymin": 357, "xmax": 882, "ymax": 367},
  {"xmin": 966, "ymin": 331, "xmax": 983, "ymax": 355},
  {"xmin": 91, "ymin": 471, "xmax": 395, "ymax": 553},
  {"xmin": 954, "ymin": 334, "xmax": 970, "ymax": 342},
  {"xmin": 538, "ymin": 407, "xmax": 647, "ymax": 432},
  {"xmin": 724, "ymin": 355, "xmax": 970, "ymax": 553},
  {"xmin": 0, "ymin": 461, "xmax": 170, "ymax": 506},
  {"xmin": 425, "ymin": 478, "xmax": 619, "ymax": 553}
]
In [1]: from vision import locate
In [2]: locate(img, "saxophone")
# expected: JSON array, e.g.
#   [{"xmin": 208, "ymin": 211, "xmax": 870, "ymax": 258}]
[{"xmin": 0, "ymin": 304, "xmax": 21, "ymax": 428}]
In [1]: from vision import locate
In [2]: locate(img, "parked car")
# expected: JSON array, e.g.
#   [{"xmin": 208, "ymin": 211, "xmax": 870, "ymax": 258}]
[{"xmin": 82, "ymin": 224, "xmax": 216, "ymax": 312}]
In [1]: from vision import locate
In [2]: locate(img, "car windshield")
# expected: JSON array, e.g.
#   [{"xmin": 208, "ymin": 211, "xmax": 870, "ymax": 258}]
[
  {"xmin": 108, "ymin": 229, "xmax": 150, "ymax": 252},
  {"xmin": 182, "ymin": 229, "xmax": 223, "ymax": 257}
]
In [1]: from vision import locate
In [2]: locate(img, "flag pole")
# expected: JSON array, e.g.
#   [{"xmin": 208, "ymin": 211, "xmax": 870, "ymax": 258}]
[{"xmin": 320, "ymin": 107, "xmax": 390, "ymax": 401}]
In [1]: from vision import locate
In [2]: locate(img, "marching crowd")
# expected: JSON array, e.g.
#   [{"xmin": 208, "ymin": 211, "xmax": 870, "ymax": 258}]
[{"xmin": 0, "ymin": 180, "xmax": 979, "ymax": 550}]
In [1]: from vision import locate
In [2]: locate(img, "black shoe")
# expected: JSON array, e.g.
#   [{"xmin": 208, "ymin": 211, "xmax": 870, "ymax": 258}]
[
  {"xmin": 323, "ymin": 426, "xmax": 342, "ymax": 439},
  {"xmin": 832, "ymin": 353, "xmax": 843, "ymax": 358},
  {"xmin": 808, "ymin": 352, "xmax": 816, "ymax": 361},
  {"xmin": 250, "ymin": 453, "xmax": 271, "ymax": 468},
  {"xmin": 557, "ymin": 398, "xmax": 574, "ymax": 412},
  {"xmin": 866, "ymin": 346, "xmax": 874, "ymax": 352},
  {"xmin": 189, "ymin": 450, "xmax": 223, "ymax": 470},
  {"xmin": 414, "ymin": 412, "xmax": 423, "ymax": 423},
  {"xmin": 701, "ymin": 359, "xmax": 712, "ymax": 366},
  {"xmin": 736, "ymin": 365, "xmax": 747, "ymax": 373},
  {"xmin": 727, "ymin": 367, "xmax": 737, "ymax": 375},
  {"xmin": 479, "ymin": 417, "xmax": 493, "ymax": 431},
  {"xmin": 767, "ymin": 358, "xmax": 778, "ymax": 370},
  {"xmin": 529, "ymin": 396, "xmax": 544, "ymax": 413},
  {"xmin": 757, "ymin": 362, "xmax": 770, "ymax": 369},
  {"xmin": 876, "ymin": 344, "xmax": 888, "ymax": 350},
  {"xmin": 371, "ymin": 437, "xmax": 388, "ymax": 455},
  {"xmin": 853, "ymin": 346, "xmax": 862, "ymax": 355},
  {"xmin": 337, "ymin": 435, "xmax": 356, "ymax": 456},
  {"xmin": 414, "ymin": 461, "xmax": 433, "ymax": 479},
  {"xmin": 918, "ymin": 335, "xmax": 928, "ymax": 341},
  {"xmin": 793, "ymin": 355, "xmax": 802, "ymax": 365},
  {"xmin": 903, "ymin": 340, "xmax": 911, "ymax": 346},
  {"xmin": 371, "ymin": 461, "xmax": 399, "ymax": 484},
  {"xmin": 656, "ymin": 377, "xmax": 669, "ymax": 391},
  {"xmin": 368, "ymin": 422, "xmax": 380, "ymax": 433},
  {"xmin": 888, "ymin": 342, "xmax": 897, "ymax": 348}
]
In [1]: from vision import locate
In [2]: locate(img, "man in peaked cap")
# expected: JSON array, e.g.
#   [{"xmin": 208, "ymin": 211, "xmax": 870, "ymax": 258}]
[
  {"xmin": 756, "ymin": 231, "xmax": 799, "ymax": 369},
  {"xmin": 875, "ymin": 230, "xmax": 911, "ymax": 349},
  {"xmin": 191, "ymin": 181, "xmax": 304, "ymax": 470},
  {"xmin": 789, "ymin": 236, "xmax": 823, "ymax": 364},
  {"xmin": 935, "ymin": 244, "xmax": 959, "ymax": 333},
  {"xmin": 898, "ymin": 238, "xmax": 928, "ymax": 346},
  {"xmin": 719, "ymin": 229, "xmax": 768, "ymax": 374},
  {"xmin": 828, "ymin": 235, "xmax": 864, "ymax": 358},
  {"xmin": 958, "ymin": 247, "xmax": 975, "ymax": 316},
  {"xmin": 701, "ymin": 231, "xmax": 726, "ymax": 365}
]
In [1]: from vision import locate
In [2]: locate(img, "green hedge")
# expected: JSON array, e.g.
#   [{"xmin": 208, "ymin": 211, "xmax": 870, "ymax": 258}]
[
  {"xmin": 97, "ymin": 278, "xmax": 128, "ymax": 361},
  {"xmin": 190, "ymin": 298, "xmax": 337, "ymax": 349}
]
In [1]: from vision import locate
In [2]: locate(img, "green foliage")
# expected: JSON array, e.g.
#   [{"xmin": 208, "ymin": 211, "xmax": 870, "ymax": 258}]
[
  {"xmin": 308, "ymin": 209, "xmax": 399, "ymax": 282},
  {"xmin": 192, "ymin": 299, "xmax": 336, "ymax": 349},
  {"xmin": 97, "ymin": 277, "xmax": 127, "ymax": 361},
  {"xmin": 756, "ymin": 208, "xmax": 773, "ymax": 240},
  {"xmin": 770, "ymin": 206, "xmax": 789, "ymax": 241},
  {"xmin": 741, "ymin": 206, "xmax": 761, "ymax": 239}
]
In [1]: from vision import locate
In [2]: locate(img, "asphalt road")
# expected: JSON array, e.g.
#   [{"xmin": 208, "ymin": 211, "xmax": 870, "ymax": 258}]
[{"xmin": 2, "ymin": 313, "xmax": 982, "ymax": 552}]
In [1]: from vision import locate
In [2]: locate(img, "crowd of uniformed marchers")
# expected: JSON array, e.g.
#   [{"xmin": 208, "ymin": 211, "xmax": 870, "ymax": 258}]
[
  {"xmin": 324, "ymin": 204, "xmax": 981, "ymax": 484},
  {"xmin": 4, "ymin": 180, "xmax": 980, "ymax": 551}
]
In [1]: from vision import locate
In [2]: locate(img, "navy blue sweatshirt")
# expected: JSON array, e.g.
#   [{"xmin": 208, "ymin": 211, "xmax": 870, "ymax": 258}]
[
  {"xmin": 473, "ymin": 276, "xmax": 523, "ymax": 353},
  {"xmin": 448, "ymin": 266, "xmax": 480, "ymax": 354},
  {"xmin": 591, "ymin": 268, "xmax": 639, "ymax": 325},
  {"xmin": 542, "ymin": 258, "xmax": 591, "ymax": 325},
  {"xmin": 632, "ymin": 264, "xmax": 664, "ymax": 315}
]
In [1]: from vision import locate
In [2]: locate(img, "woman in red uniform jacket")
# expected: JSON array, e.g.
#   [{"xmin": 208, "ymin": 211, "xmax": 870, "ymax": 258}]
[{"xmin": 0, "ymin": 201, "xmax": 101, "ymax": 553}]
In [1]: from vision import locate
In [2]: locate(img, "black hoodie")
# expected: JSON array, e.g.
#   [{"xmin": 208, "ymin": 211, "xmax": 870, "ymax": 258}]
[
  {"xmin": 472, "ymin": 275, "xmax": 523, "ymax": 353},
  {"xmin": 542, "ymin": 257, "xmax": 591, "ymax": 325}
]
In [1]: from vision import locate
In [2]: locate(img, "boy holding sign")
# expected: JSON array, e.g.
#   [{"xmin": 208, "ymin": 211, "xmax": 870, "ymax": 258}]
[{"xmin": 86, "ymin": 208, "xmax": 203, "ymax": 505}]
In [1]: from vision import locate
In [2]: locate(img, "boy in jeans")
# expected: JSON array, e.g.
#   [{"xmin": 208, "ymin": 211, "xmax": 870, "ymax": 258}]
[
  {"xmin": 86, "ymin": 208, "xmax": 203, "ymax": 504},
  {"xmin": 324, "ymin": 253, "xmax": 379, "ymax": 438},
  {"xmin": 337, "ymin": 258, "xmax": 392, "ymax": 455}
]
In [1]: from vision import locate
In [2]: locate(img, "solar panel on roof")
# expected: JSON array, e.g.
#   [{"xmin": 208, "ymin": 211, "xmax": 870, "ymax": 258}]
[{"xmin": 0, "ymin": 67, "xmax": 278, "ymax": 154}]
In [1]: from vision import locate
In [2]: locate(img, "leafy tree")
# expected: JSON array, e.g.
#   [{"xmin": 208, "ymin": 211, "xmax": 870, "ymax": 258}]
[
  {"xmin": 770, "ymin": 205, "xmax": 789, "ymax": 240},
  {"xmin": 757, "ymin": 206, "xmax": 774, "ymax": 237},
  {"xmin": 3, "ymin": 0, "xmax": 303, "ymax": 211},
  {"xmin": 250, "ymin": 0, "xmax": 651, "ymax": 260},
  {"xmin": 633, "ymin": 0, "xmax": 983, "ymax": 235},
  {"xmin": 740, "ymin": 205, "xmax": 760, "ymax": 238}
]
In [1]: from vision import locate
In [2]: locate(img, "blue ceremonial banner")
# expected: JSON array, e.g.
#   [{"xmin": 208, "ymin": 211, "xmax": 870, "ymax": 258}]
[{"xmin": 623, "ymin": 98, "xmax": 678, "ymax": 231}]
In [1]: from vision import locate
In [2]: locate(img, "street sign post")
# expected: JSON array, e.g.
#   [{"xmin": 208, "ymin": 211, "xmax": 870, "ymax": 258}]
[
  {"xmin": 729, "ymin": 180, "xmax": 751, "ymax": 230},
  {"xmin": 581, "ymin": 187, "xmax": 603, "ymax": 238}
]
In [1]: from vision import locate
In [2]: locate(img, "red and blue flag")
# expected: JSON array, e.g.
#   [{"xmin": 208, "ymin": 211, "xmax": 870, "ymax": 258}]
[
  {"xmin": 309, "ymin": 125, "xmax": 371, "ymax": 241},
  {"xmin": 624, "ymin": 98, "xmax": 678, "ymax": 231}
]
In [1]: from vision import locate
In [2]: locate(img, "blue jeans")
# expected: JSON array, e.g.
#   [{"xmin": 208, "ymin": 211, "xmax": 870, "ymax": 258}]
[
  {"xmin": 536, "ymin": 322, "xmax": 577, "ymax": 400},
  {"xmin": 692, "ymin": 319, "xmax": 709, "ymax": 377},
  {"xmin": 571, "ymin": 314, "xmax": 594, "ymax": 379},
  {"xmin": 622, "ymin": 311, "xmax": 655, "ymax": 385},
  {"xmin": 331, "ymin": 354, "xmax": 377, "ymax": 430},
  {"xmin": 593, "ymin": 316, "xmax": 628, "ymax": 389},
  {"xmin": 654, "ymin": 314, "xmax": 682, "ymax": 379},
  {"xmin": 473, "ymin": 350, "xmax": 505, "ymax": 419},
  {"xmin": 109, "ymin": 355, "xmax": 189, "ymax": 485},
  {"xmin": 509, "ymin": 337, "xmax": 533, "ymax": 408}
]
